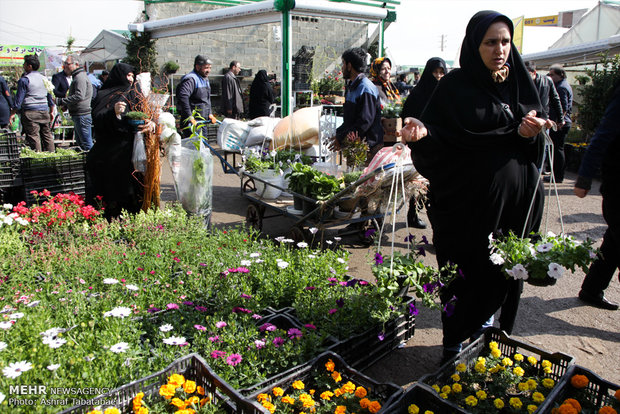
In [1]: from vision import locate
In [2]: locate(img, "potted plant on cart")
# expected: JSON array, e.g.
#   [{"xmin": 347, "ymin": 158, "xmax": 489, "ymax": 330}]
[
  {"xmin": 286, "ymin": 162, "xmax": 317, "ymax": 210},
  {"xmin": 243, "ymin": 149, "xmax": 283, "ymax": 199},
  {"xmin": 306, "ymin": 171, "xmax": 341, "ymax": 218},
  {"xmin": 381, "ymin": 102, "xmax": 403, "ymax": 144}
]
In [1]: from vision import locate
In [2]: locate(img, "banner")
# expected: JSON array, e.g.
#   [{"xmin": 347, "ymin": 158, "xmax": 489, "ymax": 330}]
[
  {"xmin": 512, "ymin": 16, "xmax": 524, "ymax": 54},
  {"xmin": 0, "ymin": 45, "xmax": 45, "ymax": 67},
  {"xmin": 524, "ymin": 15, "xmax": 559, "ymax": 26}
]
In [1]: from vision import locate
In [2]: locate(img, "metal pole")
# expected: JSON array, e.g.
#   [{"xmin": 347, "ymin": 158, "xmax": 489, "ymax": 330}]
[
  {"xmin": 378, "ymin": 19, "xmax": 384, "ymax": 57},
  {"xmin": 281, "ymin": 8, "xmax": 292, "ymax": 117}
]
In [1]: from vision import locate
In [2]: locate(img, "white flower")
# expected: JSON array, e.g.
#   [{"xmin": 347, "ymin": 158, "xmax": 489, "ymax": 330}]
[
  {"xmin": 125, "ymin": 284, "xmax": 139, "ymax": 291},
  {"xmin": 2, "ymin": 203, "xmax": 12, "ymax": 210},
  {"xmin": 110, "ymin": 342, "xmax": 130, "ymax": 353},
  {"xmin": 536, "ymin": 243, "xmax": 554, "ymax": 253},
  {"xmin": 309, "ymin": 227, "xmax": 318, "ymax": 234},
  {"xmin": 47, "ymin": 364, "xmax": 61, "ymax": 371},
  {"xmin": 489, "ymin": 252, "xmax": 505, "ymax": 265},
  {"xmin": 506, "ymin": 264, "xmax": 529, "ymax": 280},
  {"xmin": 103, "ymin": 306, "xmax": 132, "ymax": 318},
  {"xmin": 308, "ymin": 254, "xmax": 316, "ymax": 259},
  {"xmin": 334, "ymin": 237, "xmax": 342, "ymax": 242},
  {"xmin": 47, "ymin": 338, "xmax": 67, "ymax": 349},
  {"xmin": 16, "ymin": 217, "xmax": 28, "ymax": 226},
  {"xmin": 275, "ymin": 236, "xmax": 285, "ymax": 243},
  {"xmin": 240, "ymin": 260, "xmax": 252, "ymax": 266},
  {"xmin": 547, "ymin": 263, "xmax": 566, "ymax": 279},
  {"xmin": 336, "ymin": 258, "xmax": 346, "ymax": 264},
  {"xmin": 0, "ymin": 390, "xmax": 5, "ymax": 404},
  {"xmin": 250, "ymin": 252, "xmax": 261, "ymax": 258},
  {"xmin": 9, "ymin": 312, "xmax": 24, "ymax": 319},
  {"xmin": 103, "ymin": 278, "xmax": 119, "ymax": 285},
  {"xmin": 0, "ymin": 321, "xmax": 14, "ymax": 330},
  {"xmin": 546, "ymin": 231, "xmax": 556, "ymax": 237},
  {"xmin": 325, "ymin": 240, "xmax": 333, "ymax": 245},
  {"xmin": 277, "ymin": 261, "xmax": 289, "ymax": 269},
  {"xmin": 589, "ymin": 251, "xmax": 597, "ymax": 259},
  {"xmin": 254, "ymin": 259, "xmax": 264, "ymax": 263},
  {"xmin": 163, "ymin": 336, "xmax": 187, "ymax": 346},
  {"xmin": 488, "ymin": 233, "xmax": 495, "ymax": 248},
  {"xmin": 281, "ymin": 238, "xmax": 294, "ymax": 243},
  {"xmin": 0, "ymin": 341, "xmax": 7, "ymax": 351},
  {"xmin": 40, "ymin": 327, "xmax": 62, "ymax": 338},
  {"xmin": 3, "ymin": 361, "xmax": 33, "ymax": 379},
  {"xmin": 27, "ymin": 300, "xmax": 41, "ymax": 307},
  {"xmin": 297, "ymin": 242, "xmax": 308, "ymax": 248},
  {"xmin": 159, "ymin": 324, "xmax": 174, "ymax": 332}
]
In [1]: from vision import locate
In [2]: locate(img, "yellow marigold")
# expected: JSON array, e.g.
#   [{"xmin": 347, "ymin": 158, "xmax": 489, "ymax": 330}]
[
  {"xmin": 334, "ymin": 388, "xmax": 344, "ymax": 397},
  {"xmin": 292, "ymin": 380, "xmax": 305, "ymax": 390},
  {"xmin": 527, "ymin": 404, "xmax": 538, "ymax": 414},
  {"xmin": 513, "ymin": 367, "xmax": 525, "ymax": 377},
  {"xmin": 456, "ymin": 363, "xmax": 467, "ymax": 373},
  {"xmin": 544, "ymin": 366, "xmax": 552, "ymax": 374},
  {"xmin": 335, "ymin": 406, "xmax": 347, "ymax": 414},
  {"xmin": 368, "ymin": 400, "xmax": 382, "ymax": 413},
  {"xmin": 196, "ymin": 386, "xmax": 205, "ymax": 395},
  {"xmin": 309, "ymin": 389, "xmax": 315, "ymax": 395},
  {"xmin": 451, "ymin": 374, "xmax": 460, "ymax": 382},
  {"xmin": 439, "ymin": 393, "xmax": 448, "ymax": 399},
  {"xmin": 532, "ymin": 392, "xmax": 545, "ymax": 404},
  {"xmin": 168, "ymin": 373, "xmax": 185, "ymax": 388},
  {"xmin": 452, "ymin": 383, "xmax": 462, "ymax": 393},
  {"xmin": 159, "ymin": 383, "xmax": 177, "ymax": 400},
  {"xmin": 325, "ymin": 359, "xmax": 335, "ymax": 372},
  {"xmin": 570, "ymin": 374, "xmax": 589, "ymax": 389},
  {"xmin": 441, "ymin": 385, "xmax": 452, "ymax": 395},
  {"xmin": 477, "ymin": 356, "xmax": 486, "ymax": 364},
  {"xmin": 513, "ymin": 353, "xmax": 524, "ymax": 362},
  {"xmin": 171, "ymin": 397, "xmax": 188, "ymax": 409},
  {"xmin": 299, "ymin": 393, "xmax": 315, "ymax": 408},
  {"xmin": 133, "ymin": 393, "xmax": 144, "ymax": 411},
  {"xmin": 476, "ymin": 390, "xmax": 487, "ymax": 400},
  {"xmin": 183, "ymin": 380, "xmax": 196, "ymax": 394},
  {"xmin": 282, "ymin": 395, "xmax": 295, "ymax": 405},
  {"xmin": 474, "ymin": 361, "xmax": 486, "ymax": 373},
  {"xmin": 558, "ymin": 403, "xmax": 579, "ymax": 414},
  {"xmin": 423, "ymin": 411, "xmax": 434, "ymax": 414},
  {"xmin": 518, "ymin": 382, "xmax": 529, "ymax": 392},
  {"xmin": 320, "ymin": 391, "xmax": 334, "ymax": 401},
  {"xmin": 272, "ymin": 387, "xmax": 284, "ymax": 397},
  {"xmin": 489, "ymin": 364, "xmax": 502, "ymax": 374},
  {"xmin": 599, "ymin": 406, "xmax": 617, "ymax": 414},
  {"xmin": 332, "ymin": 371, "xmax": 342, "ymax": 383},
  {"xmin": 502, "ymin": 357, "xmax": 513, "ymax": 367},
  {"xmin": 528, "ymin": 356, "xmax": 538, "ymax": 365},
  {"xmin": 135, "ymin": 408, "xmax": 148, "ymax": 414},
  {"xmin": 200, "ymin": 397, "xmax": 211, "ymax": 407},
  {"xmin": 527, "ymin": 379, "xmax": 538, "ymax": 390},
  {"xmin": 186, "ymin": 396, "xmax": 200, "ymax": 405},
  {"xmin": 408, "ymin": 404, "xmax": 420, "ymax": 414},
  {"xmin": 563, "ymin": 398, "xmax": 582, "ymax": 412},
  {"xmin": 509, "ymin": 397, "xmax": 523, "ymax": 409},
  {"xmin": 176, "ymin": 410, "xmax": 195, "ymax": 414},
  {"xmin": 489, "ymin": 341, "xmax": 499, "ymax": 350},
  {"xmin": 257, "ymin": 393, "xmax": 270, "ymax": 403},
  {"xmin": 355, "ymin": 387, "xmax": 367, "ymax": 398},
  {"xmin": 103, "ymin": 409, "xmax": 120, "ymax": 414},
  {"xmin": 541, "ymin": 360, "xmax": 552, "ymax": 369},
  {"xmin": 359, "ymin": 398, "xmax": 371, "ymax": 409},
  {"xmin": 494, "ymin": 399, "xmax": 505, "ymax": 409},
  {"xmin": 262, "ymin": 401, "xmax": 276, "ymax": 414},
  {"xmin": 342, "ymin": 381, "xmax": 356, "ymax": 394},
  {"xmin": 542, "ymin": 378, "xmax": 555, "ymax": 389},
  {"xmin": 491, "ymin": 348, "xmax": 501, "ymax": 358},
  {"xmin": 465, "ymin": 395, "xmax": 478, "ymax": 406},
  {"xmin": 432, "ymin": 384, "xmax": 440, "ymax": 393}
]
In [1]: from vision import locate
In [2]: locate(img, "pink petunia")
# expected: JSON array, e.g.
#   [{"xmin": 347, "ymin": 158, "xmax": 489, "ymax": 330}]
[
  {"xmin": 215, "ymin": 321, "xmax": 227, "ymax": 328},
  {"xmin": 226, "ymin": 353, "xmax": 242, "ymax": 366},
  {"xmin": 194, "ymin": 324, "xmax": 207, "ymax": 331},
  {"xmin": 166, "ymin": 303, "xmax": 179, "ymax": 310},
  {"xmin": 272, "ymin": 337, "xmax": 285, "ymax": 347}
]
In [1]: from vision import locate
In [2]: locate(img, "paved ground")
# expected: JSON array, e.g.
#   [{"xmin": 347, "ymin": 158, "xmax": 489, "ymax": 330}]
[{"xmin": 160, "ymin": 153, "xmax": 620, "ymax": 388}]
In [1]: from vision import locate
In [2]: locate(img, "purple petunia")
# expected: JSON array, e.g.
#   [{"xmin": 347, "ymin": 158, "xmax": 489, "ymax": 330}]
[
  {"xmin": 404, "ymin": 233, "xmax": 415, "ymax": 243},
  {"xmin": 272, "ymin": 337, "xmax": 285, "ymax": 347},
  {"xmin": 365, "ymin": 228, "xmax": 376, "ymax": 238},
  {"xmin": 305, "ymin": 286, "xmax": 316, "ymax": 291},
  {"xmin": 417, "ymin": 247, "xmax": 426, "ymax": 257},
  {"xmin": 409, "ymin": 303, "xmax": 419, "ymax": 316},
  {"xmin": 304, "ymin": 323, "xmax": 317, "ymax": 330},
  {"xmin": 423, "ymin": 282, "xmax": 437, "ymax": 294},
  {"xmin": 421, "ymin": 235, "xmax": 429, "ymax": 245},
  {"xmin": 195, "ymin": 306, "xmax": 209, "ymax": 312},
  {"xmin": 288, "ymin": 328, "xmax": 303, "ymax": 339},
  {"xmin": 183, "ymin": 301, "xmax": 194, "ymax": 306},
  {"xmin": 336, "ymin": 298, "xmax": 344, "ymax": 308},
  {"xmin": 378, "ymin": 332, "xmax": 385, "ymax": 341},
  {"xmin": 240, "ymin": 293, "xmax": 252, "ymax": 299},
  {"xmin": 259, "ymin": 323, "xmax": 276, "ymax": 332},
  {"xmin": 328, "ymin": 308, "xmax": 338, "ymax": 315},
  {"xmin": 374, "ymin": 253, "xmax": 383, "ymax": 265},
  {"xmin": 226, "ymin": 353, "xmax": 242, "ymax": 366},
  {"xmin": 146, "ymin": 307, "xmax": 161, "ymax": 313},
  {"xmin": 444, "ymin": 296, "xmax": 457, "ymax": 317}
]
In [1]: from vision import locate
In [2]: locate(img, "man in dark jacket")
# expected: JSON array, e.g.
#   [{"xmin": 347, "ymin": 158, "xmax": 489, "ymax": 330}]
[
  {"xmin": 58, "ymin": 55, "xmax": 93, "ymax": 151},
  {"xmin": 547, "ymin": 65, "xmax": 573, "ymax": 183},
  {"xmin": 525, "ymin": 62, "xmax": 563, "ymax": 123},
  {"xmin": 331, "ymin": 47, "xmax": 383, "ymax": 160},
  {"xmin": 220, "ymin": 60, "xmax": 244, "ymax": 119},
  {"xmin": 176, "ymin": 55, "xmax": 213, "ymax": 138},
  {"xmin": 574, "ymin": 85, "xmax": 620, "ymax": 311},
  {"xmin": 51, "ymin": 62, "xmax": 71, "ymax": 99}
]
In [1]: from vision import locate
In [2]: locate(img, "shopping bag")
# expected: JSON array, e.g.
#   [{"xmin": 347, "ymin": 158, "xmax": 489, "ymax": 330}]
[
  {"xmin": 175, "ymin": 138, "xmax": 213, "ymax": 222},
  {"xmin": 132, "ymin": 132, "xmax": 147, "ymax": 173}
]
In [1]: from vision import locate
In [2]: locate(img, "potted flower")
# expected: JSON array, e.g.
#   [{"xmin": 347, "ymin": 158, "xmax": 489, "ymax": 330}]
[
  {"xmin": 488, "ymin": 231, "xmax": 598, "ymax": 286},
  {"xmin": 286, "ymin": 162, "xmax": 318, "ymax": 210},
  {"xmin": 163, "ymin": 60, "xmax": 180, "ymax": 74},
  {"xmin": 126, "ymin": 111, "xmax": 150, "ymax": 131},
  {"xmin": 243, "ymin": 149, "xmax": 283, "ymax": 199},
  {"xmin": 307, "ymin": 171, "xmax": 341, "ymax": 217},
  {"xmin": 381, "ymin": 102, "xmax": 403, "ymax": 143}
]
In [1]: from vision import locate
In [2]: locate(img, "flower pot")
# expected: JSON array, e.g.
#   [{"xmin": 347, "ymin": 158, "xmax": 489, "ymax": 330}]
[
  {"xmin": 127, "ymin": 119, "xmax": 145, "ymax": 131},
  {"xmin": 526, "ymin": 275, "xmax": 558, "ymax": 287},
  {"xmin": 293, "ymin": 195, "xmax": 304, "ymax": 211},
  {"xmin": 337, "ymin": 196, "xmax": 358, "ymax": 212},
  {"xmin": 254, "ymin": 170, "xmax": 283, "ymax": 199},
  {"xmin": 381, "ymin": 117, "xmax": 402, "ymax": 134},
  {"xmin": 302, "ymin": 198, "xmax": 317, "ymax": 217}
]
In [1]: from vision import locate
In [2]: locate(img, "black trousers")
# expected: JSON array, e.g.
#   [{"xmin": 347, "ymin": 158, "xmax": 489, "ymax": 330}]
[{"xmin": 549, "ymin": 125, "xmax": 571, "ymax": 182}]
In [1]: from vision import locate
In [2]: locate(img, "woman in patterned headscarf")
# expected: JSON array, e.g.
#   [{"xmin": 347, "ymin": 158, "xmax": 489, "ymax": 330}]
[{"xmin": 369, "ymin": 57, "xmax": 400, "ymax": 106}]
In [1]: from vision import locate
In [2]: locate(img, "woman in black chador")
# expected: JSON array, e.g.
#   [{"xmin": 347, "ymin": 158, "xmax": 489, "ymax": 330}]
[
  {"xmin": 248, "ymin": 70, "xmax": 275, "ymax": 119},
  {"xmin": 86, "ymin": 63, "xmax": 153, "ymax": 220},
  {"xmin": 401, "ymin": 11, "xmax": 554, "ymax": 361}
]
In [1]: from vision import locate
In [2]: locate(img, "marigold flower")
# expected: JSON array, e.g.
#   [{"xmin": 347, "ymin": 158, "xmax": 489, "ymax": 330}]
[
  {"xmin": 518, "ymin": 382, "xmax": 529, "ymax": 392},
  {"xmin": 171, "ymin": 397, "xmax": 189, "ymax": 409},
  {"xmin": 342, "ymin": 381, "xmax": 356, "ymax": 394},
  {"xmin": 452, "ymin": 383, "xmax": 462, "ymax": 393},
  {"xmin": 196, "ymin": 386, "xmax": 205, "ymax": 395},
  {"xmin": 563, "ymin": 398, "xmax": 582, "ymax": 412},
  {"xmin": 456, "ymin": 363, "xmax": 467, "ymax": 373},
  {"xmin": 325, "ymin": 359, "xmax": 335, "ymax": 372},
  {"xmin": 476, "ymin": 390, "xmax": 487, "ymax": 400},
  {"xmin": 494, "ymin": 398, "xmax": 505, "ymax": 409},
  {"xmin": 451, "ymin": 373, "xmax": 460, "ymax": 382},
  {"xmin": 332, "ymin": 371, "xmax": 342, "ymax": 383},
  {"xmin": 183, "ymin": 380, "xmax": 196, "ymax": 394},
  {"xmin": 502, "ymin": 357, "xmax": 513, "ymax": 367},
  {"xmin": 355, "ymin": 386, "xmax": 367, "ymax": 398},
  {"xmin": 257, "ymin": 394, "xmax": 270, "ymax": 403},
  {"xmin": 599, "ymin": 407, "xmax": 617, "ymax": 414},
  {"xmin": 570, "ymin": 374, "xmax": 589, "ymax": 389},
  {"xmin": 489, "ymin": 341, "xmax": 499, "ymax": 350},
  {"xmin": 441, "ymin": 385, "xmax": 452, "ymax": 395},
  {"xmin": 292, "ymin": 380, "xmax": 305, "ymax": 390},
  {"xmin": 359, "ymin": 398, "xmax": 371, "ymax": 408},
  {"xmin": 169, "ymin": 373, "xmax": 185, "ymax": 387},
  {"xmin": 281, "ymin": 395, "xmax": 295, "ymax": 404},
  {"xmin": 320, "ymin": 391, "xmax": 334, "ymax": 400},
  {"xmin": 542, "ymin": 378, "xmax": 555, "ymax": 389},
  {"xmin": 103, "ymin": 409, "xmax": 120, "ymax": 414},
  {"xmin": 509, "ymin": 397, "xmax": 523, "ymax": 409},
  {"xmin": 465, "ymin": 395, "xmax": 478, "ymax": 406},
  {"xmin": 368, "ymin": 400, "xmax": 382, "ymax": 413},
  {"xmin": 527, "ymin": 404, "xmax": 538, "ymax": 413},
  {"xmin": 541, "ymin": 360, "xmax": 552, "ymax": 369},
  {"xmin": 334, "ymin": 388, "xmax": 344, "ymax": 397},
  {"xmin": 439, "ymin": 393, "xmax": 448, "ymax": 399},
  {"xmin": 159, "ymin": 383, "xmax": 176, "ymax": 399},
  {"xmin": 491, "ymin": 348, "xmax": 501, "ymax": 358},
  {"xmin": 335, "ymin": 406, "xmax": 347, "ymax": 414},
  {"xmin": 532, "ymin": 392, "xmax": 545, "ymax": 404},
  {"xmin": 528, "ymin": 356, "xmax": 538, "ymax": 365},
  {"xmin": 200, "ymin": 396, "xmax": 211, "ymax": 407},
  {"xmin": 408, "ymin": 404, "xmax": 420, "ymax": 414},
  {"xmin": 432, "ymin": 384, "xmax": 440, "ymax": 393},
  {"xmin": 513, "ymin": 367, "xmax": 525, "ymax": 377},
  {"xmin": 615, "ymin": 389, "xmax": 620, "ymax": 400},
  {"xmin": 514, "ymin": 353, "xmax": 524, "ymax": 362},
  {"xmin": 262, "ymin": 401, "xmax": 276, "ymax": 414},
  {"xmin": 135, "ymin": 408, "xmax": 148, "ymax": 414},
  {"xmin": 474, "ymin": 361, "xmax": 486, "ymax": 373},
  {"xmin": 272, "ymin": 387, "xmax": 284, "ymax": 397},
  {"xmin": 558, "ymin": 403, "xmax": 579, "ymax": 414}
]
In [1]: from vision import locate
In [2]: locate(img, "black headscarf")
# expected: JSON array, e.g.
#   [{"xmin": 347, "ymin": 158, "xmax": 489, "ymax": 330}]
[
  {"xmin": 101, "ymin": 63, "xmax": 134, "ymax": 90},
  {"xmin": 401, "ymin": 57, "xmax": 446, "ymax": 119},
  {"xmin": 248, "ymin": 70, "xmax": 275, "ymax": 119},
  {"xmin": 92, "ymin": 63, "xmax": 135, "ymax": 117}
]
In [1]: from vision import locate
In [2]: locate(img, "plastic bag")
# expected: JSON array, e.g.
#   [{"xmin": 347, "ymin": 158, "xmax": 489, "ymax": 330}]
[
  {"xmin": 132, "ymin": 132, "xmax": 147, "ymax": 173},
  {"xmin": 216, "ymin": 118, "xmax": 251, "ymax": 152},
  {"xmin": 175, "ymin": 138, "xmax": 213, "ymax": 223}
]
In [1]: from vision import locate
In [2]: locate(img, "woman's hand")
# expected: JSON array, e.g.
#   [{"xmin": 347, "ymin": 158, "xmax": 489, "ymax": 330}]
[
  {"xmin": 138, "ymin": 119, "xmax": 156, "ymax": 134},
  {"xmin": 400, "ymin": 117, "xmax": 428, "ymax": 143},
  {"xmin": 114, "ymin": 102, "xmax": 126, "ymax": 117},
  {"xmin": 518, "ymin": 110, "xmax": 555, "ymax": 138}
]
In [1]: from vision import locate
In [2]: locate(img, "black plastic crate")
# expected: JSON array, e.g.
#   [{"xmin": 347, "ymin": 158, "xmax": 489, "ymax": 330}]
[
  {"xmin": 245, "ymin": 351, "xmax": 403, "ymax": 413},
  {"xmin": 0, "ymin": 159, "xmax": 20, "ymax": 188},
  {"xmin": 60, "ymin": 353, "xmax": 269, "ymax": 414},
  {"xmin": 20, "ymin": 152, "xmax": 86, "ymax": 182},
  {"xmin": 537, "ymin": 365, "xmax": 620, "ymax": 413},
  {"xmin": 0, "ymin": 130, "xmax": 20, "ymax": 161},
  {"xmin": 383, "ymin": 383, "xmax": 468, "ymax": 414}
]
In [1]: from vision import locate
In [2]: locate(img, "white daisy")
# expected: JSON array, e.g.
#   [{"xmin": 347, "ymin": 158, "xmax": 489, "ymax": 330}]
[
  {"xmin": 0, "ymin": 341, "xmax": 7, "ymax": 351},
  {"xmin": 506, "ymin": 264, "xmax": 529, "ymax": 280},
  {"xmin": 125, "ymin": 284, "xmax": 139, "ymax": 291},
  {"xmin": 547, "ymin": 263, "xmax": 566, "ymax": 279},
  {"xmin": 3, "ymin": 361, "xmax": 33, "ymax": 379},
  {"xmin": 489, "ymin": 252, "xmax": 505, "ymax": 265},
  {"xmin": 110, "ymin": 342, "xmax": 130, "ymax": 353},
  {"xmin": 308, "ymin": 254, "xmax": 316, "ymax": 259},
  {"xmin": 297, "ymin": 242, "xmax": 308, "ymax": 248},
  {"xmin": 40, "ymin": 327, "xmax": 62, "ymax": 338},
  {"xmin": 8, "ymin": 312, "xmax": 24, "ymax": 319},
  {"xmin": 281, "ymin": 238, "xmax": 294, "ymax": 243},
  {"xmin": 240, "ymin": 260, "xmax": 252, "ymax": 267},
  {"xmin": 0, "ymin": 321, "xmax": 13, "ymax": 330},
  {"xmin": 47, "ymin": 364, "xmax": 61, "ymax": 371},
  {"xmin": 250, "ymin": 252, "xmax": 261, "ymax": 258},
  {"xmin": 162, "ymin": 336, "xmax": 187, "ymax": 346},
  {"xmin": 103, "ymin": 278, "xmax": 119, "ymax": 285},
  {"xmin": 103, "ymin": 306, "xmax": 132, "ymax": 318},
  {"xmin": 337, "ymin": 258, "xmax": 346, "ymax": 264},
  {"xmin": 333, "ymin": 237, "xmax": 342, "ymax": 242},
  {"xmin": 159, "ymin": 324, "xmax": 174, "ymax": 332},
  {"xmin": 325, "ymin": 240, "xmax": 333, "ymax": 245},
  {"xmin": 536, "ymin": 243, "xmax": 554, "ymax": 253},
  {"xmin": 26, "ymin": 300, "xmax": 41, "ymax": 307},
  {"xmin": 254, "ymin": 259, "xmax": 264, "ymax": 263},
  {"xmin": 16, "ymin": 217, "xmax": 28, "ymax": 226},
  {"xmin": 277, "ymin": 261, "xmax": 289, "ymax": 269},
  {"xmin": 275, "ymin": 236, "xmax": 285, "ymax": 243},
  {"xmin": 0, "ymin": 390, "xmax": 5, "ymax": 404},
  {"xmin": 47, "ymin": 338, "xmax": 67, "ymax": 349},
  {"xmin": 309, "ymin": 227, "xmax": 318, "ymax": 234},
  {"xmin": 2, "ymin": 203, "xmax": 12, "ymax": 210}
]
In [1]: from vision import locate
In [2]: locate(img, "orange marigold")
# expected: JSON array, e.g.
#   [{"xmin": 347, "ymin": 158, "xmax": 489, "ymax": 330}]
[
  {"xmin": 615, "ymin": 389, "xmax": 620, "ymax": 400},
  {"xmin": 281, "ymin": 395, "xmax": 295, "ymax": 405},
  {"xmin": 359, "ymin": 398, "xmax": 371, "ymax": 409},
  {"xmin": 571, "ymin": 374, "xmax": 589, "ymax": 389},
  {"xmin": 563, "ymin": 398, "xmax": 582, "ymax": 412},
  {"xmin": 368, "ymin": 400, "xmax": 382, "ymax": 413},
  {"xmin": 159, "ymin": 383, "xmax": 176, "ymax": 400},
  {"xmin": 325, "ymin": 359, "xmax": 335, "ymax": 372},
  {"xmin": 183, "ymin": 380, "xmax": 197, "ymax": 394},
  {"xmin": 332, "ymin": 371, "xmax": 342, "ymax": 383},
  {"xmin": 170, "ymin": 397, "xmax": 188, "ymax": 409},
  {"xmin": 272, "ymin": 387, "xmax": 284, "ymax": 397},
  {"xmin": 200, "ymin": 397, "xmax": 211, "ymax": 407},
  {"xmin": 335, "ymin": 406, "xmax": 347, "ymax": 414},
  {"xmin": 355, "ymin": 386, "xmax": 368, "ymax": 398},
  {"xmin": 186, "ymin": 396, "xmax": 200, "ymax": 405},
  {"xmin": 341, "ymin": 381, "xmax": 356, "ymax": 394},
  {"xmin": 558, "ymin": 404, "xmax": 579, "ymax": 414},
  {"xmin": 599, "ymin": 407, "xmax": 617, "ymax": 414},
  {"xmin": 196, "ymin": 386, "xmax": 205, "ymax": 396},
  {"xmin": 168, "ymin": 373, "xmax": 185, "ymax": 388}
]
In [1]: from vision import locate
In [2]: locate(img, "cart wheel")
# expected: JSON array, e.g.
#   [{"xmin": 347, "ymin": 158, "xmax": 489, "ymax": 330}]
[
  {"xmin": 246, "ymin": 204, "xmax": 263, "ymax": 232},
  {"xmin": 288, "ymin": 226, "xmax": 306, "ymax": 244},
  {"xmin": 242, "ymin": 177, "xmax": 256, "ymax": 193}
]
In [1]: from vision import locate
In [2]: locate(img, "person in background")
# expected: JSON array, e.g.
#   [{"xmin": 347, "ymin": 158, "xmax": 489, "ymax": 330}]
[
  {"xmin": 220, "ymin": 60, "xmax": 244, "ymax": 119},
  {"xmin": 0, "ymin": 74, "xmax": 14, "ymax": 129},
  {"xmin": 546, "ymin": 65, "xmax": 573, "ymax": 183},
  {"xmin": 176, "ymin": 55, "xmax": 214, "ymax": 138},
  {"xmin": 394, "ymin": 74, "xmax": 414, "ymax": 97},
  {"xmin": 248, "ymin": 69, "xmax": 275, "ymax": 119},
  {"xmin": 86, "ymin": 63, "xmax": 155, "ymax": 220},
  {"xmin": 88, "ymin": 70, "xmax": 103, "ymax": 103},
  {"xmin": 369, "ymin": 57, "xmax": 400, "ymax": 106},
  {"xmin": 574, "ymin": 84, "xmax": 620, "ymax": 311},
  {"xmin": 98, "ymin": 70, "xmax": 109, "ymax": 85},
  {"xmin": 11, "ymin": 54, "xmax": 55, "ymax": 152},
  {"xmin": 51, "ymin": 60, "xmax": 71, "ymax": 99},
  {"xmin": 57, "ymin": 54, "xmax": 93, "ymax": 151},
  {"xmin": 401, "ymin": 57, "xmax": 447, "ymax": 230},
  {"xmin": 400, "ymin": 11, "xmax": 553, "ymax": 363},
  {"xmin": 412, "ymin": 70, "xmax": 421, "ymax": 85},
  {"xmin": 524, "ymin": 61, "xmax": 562, "ymax": 124}
]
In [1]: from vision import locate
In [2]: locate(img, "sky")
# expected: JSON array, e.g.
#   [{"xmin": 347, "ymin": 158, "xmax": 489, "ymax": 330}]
[{"xmin": 0, "ymin": 0, "xmax": 600, "ymax": 66}]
